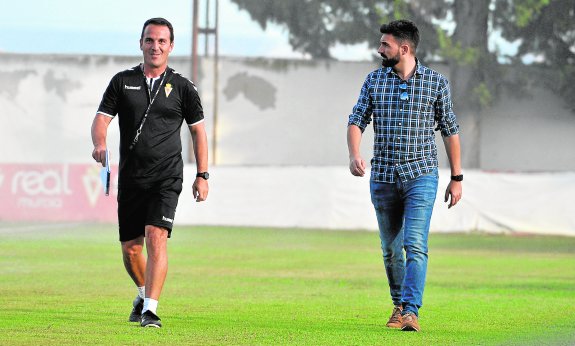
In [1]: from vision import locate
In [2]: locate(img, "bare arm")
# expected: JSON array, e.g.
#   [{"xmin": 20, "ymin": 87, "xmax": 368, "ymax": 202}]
[
  {"xmin": 347, "ymin": 124, "xmax": 366, "ymax": 177},
  {"xmin": 91, "ymin": 113, "xmax": 113, "ymax": 166},
  {"xmin": 188, "ymin": 121, "xmax": 209, "ymax": 202},
  {"xmin": 442, "ymin": 134, "xmax": 462, "ymax": 208}
]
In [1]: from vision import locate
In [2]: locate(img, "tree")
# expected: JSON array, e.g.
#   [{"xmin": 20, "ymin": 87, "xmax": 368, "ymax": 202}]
[
  {"xmin": 230, "ymin": 0, "xmax": 575, "ymax": 168},
  {"xmin": 228, "ymin": 0, "xmax": 444, "ymax": 61},
  {"xmin": 494, "ymin": 0, "xmax": 575, "ymax": 109}
]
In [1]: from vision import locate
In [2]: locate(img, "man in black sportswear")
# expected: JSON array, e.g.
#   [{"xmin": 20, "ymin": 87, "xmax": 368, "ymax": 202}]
[{"xmin": 90, "ymin": 17, "xmax": 209, "ymax": 328}]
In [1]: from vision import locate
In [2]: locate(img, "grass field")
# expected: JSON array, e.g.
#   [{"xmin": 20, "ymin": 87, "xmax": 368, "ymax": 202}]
[{"xmin": 1, "ymin": 223, "xmax": 574, "ymax": 345}]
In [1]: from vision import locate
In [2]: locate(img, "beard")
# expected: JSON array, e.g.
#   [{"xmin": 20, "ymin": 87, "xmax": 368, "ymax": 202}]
[{"xmin": 381, "ymin": 53, "xmax": 400, "ymax": 67}]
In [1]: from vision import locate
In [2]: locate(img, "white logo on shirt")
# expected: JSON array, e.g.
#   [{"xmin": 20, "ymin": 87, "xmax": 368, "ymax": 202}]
[
  {"xmin": 162, "ymin": 216, "xmax": 173, "ymax": 223},
  {"xmin": 124, "ymin": 85, "xmax": 141, "ymax": 90}
]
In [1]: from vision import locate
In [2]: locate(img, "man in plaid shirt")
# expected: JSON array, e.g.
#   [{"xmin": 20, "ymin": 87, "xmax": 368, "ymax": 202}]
[{"xmin": 347, "ymin": 20, "xmax": 462, "ymax": 332}]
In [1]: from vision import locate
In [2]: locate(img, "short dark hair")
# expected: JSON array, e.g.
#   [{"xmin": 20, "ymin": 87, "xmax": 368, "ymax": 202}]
[
  {"xmin": 380, "ymin": 20, "xmax": 419, "ymax": 53},
  {"xmin": 141, "ymin": 17, "xmax": 174, "ymax": 42}
]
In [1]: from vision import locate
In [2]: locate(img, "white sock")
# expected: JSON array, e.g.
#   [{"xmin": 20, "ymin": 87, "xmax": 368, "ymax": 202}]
[
  {"xmin": 143, "ymin": 298, "xmax": 158, "ymax": 314},
  {"xmin": 137, "ymin": 286, "xmax": 145, "ymax": 299}
]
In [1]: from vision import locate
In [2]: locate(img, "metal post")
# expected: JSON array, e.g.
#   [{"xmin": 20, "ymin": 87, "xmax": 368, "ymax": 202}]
[
  {"xmin": 192, "ymin": 0, "xmax": 199, "ymax": 84},
  {"xmin": 190, "ymin": 0, "xmax": 200, "ymax": 163},
  {"xmin": 191, "ymin": 0, "xmax": 218, "ymax": 165},
  {"xmin": 212, "ymin": 0, "xmax": 219, "ymax": 165},
  {"xmin": 204, "ymin": 0, "xmax": 210, "ymax": 57}
]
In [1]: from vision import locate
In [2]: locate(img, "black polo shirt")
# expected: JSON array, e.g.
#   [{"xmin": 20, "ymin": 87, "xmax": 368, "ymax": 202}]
[{"xmin": 97, "ymin": 64, "xmax": 204, "ymax": 188}]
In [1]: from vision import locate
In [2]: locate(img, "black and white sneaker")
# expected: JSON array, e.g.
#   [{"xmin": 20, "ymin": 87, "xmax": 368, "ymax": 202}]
[
  {"xmin": 129, "ymin": 296, "xmax": 144, "ymax": 322},
  {"xmin": 140, "ymin": 310, "xmax": 162, "ymax": 328}
]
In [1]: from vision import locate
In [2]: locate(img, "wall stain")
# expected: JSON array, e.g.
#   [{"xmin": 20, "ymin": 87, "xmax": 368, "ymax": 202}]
[
  {"xmin": 43, "ymin": 70, "xmax": 82, "ymax": 101},
  {"xmin": 223, "ymin": 72, "xmax": 277, "ymax": 110},
  {"xmin": 0, "ymin": 70, "xmax": 37, "ymax": 99}
]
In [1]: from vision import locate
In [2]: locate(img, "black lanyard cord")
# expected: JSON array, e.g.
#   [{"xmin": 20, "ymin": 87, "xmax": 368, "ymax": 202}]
[{"xmin": 129, "ymin": 69, "xmax": 170, "ymax": 151}]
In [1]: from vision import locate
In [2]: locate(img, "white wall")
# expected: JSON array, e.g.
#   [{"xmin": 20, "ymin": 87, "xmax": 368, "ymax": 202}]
[
  {"xmin": 1, "ymin": 53, "xmax": 574, "ymax": 235},
  {"xmin": 177, "ymin": 166, "xmax": 575, "ymax": 237},
  {"xmin": 1, "ymin": 53, "xmax": 574, "ymax": 171}
]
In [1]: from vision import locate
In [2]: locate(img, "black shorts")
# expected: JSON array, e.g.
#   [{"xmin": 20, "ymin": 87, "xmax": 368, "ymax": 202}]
[{"xmin": 117, "ymin": 178, "xmax": 183, "ymax": 242}]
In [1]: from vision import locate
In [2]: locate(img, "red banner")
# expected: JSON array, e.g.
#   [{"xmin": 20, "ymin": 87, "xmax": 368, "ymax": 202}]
[{"xmin": 0, "ymin": 164, "xmax": 118, "ymax": 222}]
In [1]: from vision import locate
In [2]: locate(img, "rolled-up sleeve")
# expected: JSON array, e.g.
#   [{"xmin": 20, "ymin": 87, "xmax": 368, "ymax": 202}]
[
  {"xmin": 347, "ymin": 74, "xmax": 373, "ymax": 132},
  {"xmin": 434, "ymin": 77, "xmax": 459, "ymax": 137}
]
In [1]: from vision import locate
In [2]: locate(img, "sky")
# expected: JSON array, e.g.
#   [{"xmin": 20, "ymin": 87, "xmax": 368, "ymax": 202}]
[{"xmin": 0, "ymin": 0, "xmax": 374, "ymax": 61}]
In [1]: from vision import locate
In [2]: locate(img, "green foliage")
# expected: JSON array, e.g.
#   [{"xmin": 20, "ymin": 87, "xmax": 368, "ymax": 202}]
[
  {"xmin": 229, "ymin": 0, "xmax": 444, "ymax": 61},
  {"xmin": 436, "ymin": 28, "xmax": 480, "ymax": 66},
  {"xmin": 1, "ymin": 224, "xmax": 575, "ymax": 345},
  {"xmin": 472, "ymin": 83, "xmax": 494, "ymax": 109},
  {"xmin": 495, "ymin": 0, "xmax": 575, "ymax": 110},
  {"xmin": 228, "ymin": 0, "xmax": 388, "ymax": 59},
  {"xmin": 392, "ymin": 0, "xmax": 409, "ymax": 20},
  {"xmin": 512, "ymin": 0, "xmax": 551, "ymax": 28},
  {"xmin": 229, "ymin": 0, "xmax": 575, "ymax": 112}
]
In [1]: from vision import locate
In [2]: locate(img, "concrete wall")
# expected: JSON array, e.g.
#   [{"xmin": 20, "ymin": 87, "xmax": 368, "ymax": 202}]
[
  {"xmin": 1, "ymin": 53, "xmax": 573, "ymax": 234},
  {"xmin": 1, "ymin": 52, "xmax": 574, "ymax": 171}
]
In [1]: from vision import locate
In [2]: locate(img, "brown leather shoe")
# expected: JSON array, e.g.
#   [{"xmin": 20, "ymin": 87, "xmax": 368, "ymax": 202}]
[
  {"xmin": 385, "ymin": 306, "xmax": 403, "ymax": 328},
  {"xmin": 401, "ymin": 312, "xmax": 420, "ymax": 332}
]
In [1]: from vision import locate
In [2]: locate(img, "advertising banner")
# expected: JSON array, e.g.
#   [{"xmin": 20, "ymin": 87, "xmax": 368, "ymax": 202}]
[{"xmin": 0, "ymin": 164, "xmax": 118, "ymax": 222}]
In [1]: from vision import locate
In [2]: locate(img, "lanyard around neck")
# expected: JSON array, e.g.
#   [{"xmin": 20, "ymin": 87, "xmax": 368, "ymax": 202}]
[
  {"xmin": 142, "ymin": 66, "xmax": 167, "ymax": 104},
  {"xmin": 129, "ymin": 67, "xmax": 169, "ymax": 151}
]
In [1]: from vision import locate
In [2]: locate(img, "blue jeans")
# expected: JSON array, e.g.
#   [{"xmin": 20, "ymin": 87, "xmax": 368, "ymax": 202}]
[{"xmin": 370, "ymin": 170, "xmax": 438, "ymax": 316}]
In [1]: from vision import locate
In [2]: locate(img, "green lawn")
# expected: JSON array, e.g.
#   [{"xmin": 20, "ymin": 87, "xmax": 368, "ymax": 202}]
[{"xmin": 1, "ymin": 224, "xmax": 574, "ymax": 345}]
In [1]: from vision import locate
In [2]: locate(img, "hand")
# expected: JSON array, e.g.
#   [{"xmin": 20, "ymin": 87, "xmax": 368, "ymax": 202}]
[
  {"xmin": 193, "ymin": 177, "xmax": 209, "ymax": 202},
  {"xmin": 444, "ymin": 181, "xmax": 462, "ymax": 208},
  {"xmin": 92, "ymin": 146, "xmax": 107, "ymax": 167},
  {"xmin": 349, "ymin": 156, "xmax": 366, "ymax": 177}
]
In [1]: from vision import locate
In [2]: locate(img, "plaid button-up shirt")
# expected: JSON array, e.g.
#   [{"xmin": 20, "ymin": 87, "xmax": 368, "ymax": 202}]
[{"xmin": 348, "ymin": 61, "xmax": 460, "ymax": 183}]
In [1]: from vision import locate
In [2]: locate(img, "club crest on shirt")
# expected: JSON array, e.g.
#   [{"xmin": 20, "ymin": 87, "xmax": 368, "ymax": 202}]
[{"xmin": 165, "ymin": 83, "xmax": 173, "ymax": 97}]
